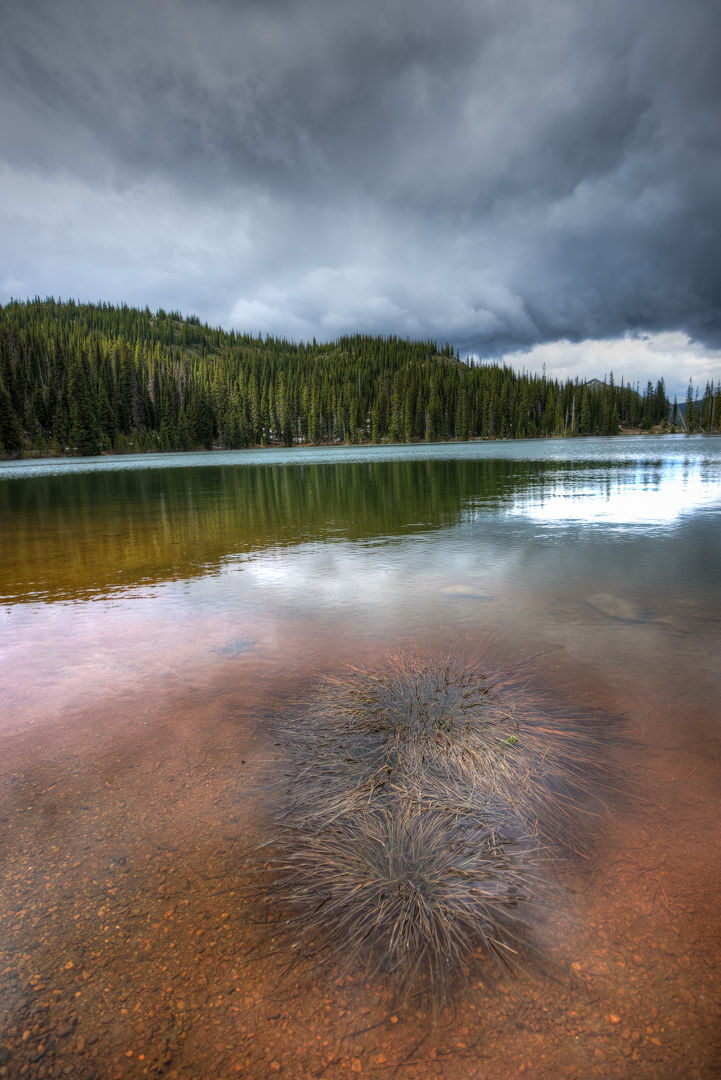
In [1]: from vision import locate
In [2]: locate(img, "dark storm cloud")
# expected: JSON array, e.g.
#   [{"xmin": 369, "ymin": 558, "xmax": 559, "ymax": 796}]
[{"xmin": 1, "ymin": 0, "xmax": 720, "ymax": 357}]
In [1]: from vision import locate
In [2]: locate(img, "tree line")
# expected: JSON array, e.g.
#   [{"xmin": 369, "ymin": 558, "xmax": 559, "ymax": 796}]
[{"xmin": 0, "ymin": 297, "xmax": 714, "ymax": 458}]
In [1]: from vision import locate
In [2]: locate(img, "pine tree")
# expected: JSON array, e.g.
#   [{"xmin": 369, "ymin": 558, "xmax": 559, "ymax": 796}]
[
  {"xmin": 685, "ymin": 381, "xmax": 696, "ymax": 432},
  {"xmin": 98, "ymin": 383, "xmax": 117, "ymax": 446},
  {"xmin": 116, "ymin": 340, "xmax": 134, "ymax": 434},
  {"xmin": 51, "ymin": 406, "xmax": 68, "ymax": 455},
  {"xmin": 68, "ymin": 347, "xmax": 99, "ymax": 455},
  {"xmin": 0, "ymin": 380, "xmax": 24, "ymax": 455},
  {"xmin": 404, "ymin": 384, "xmax": 414, "ymax": 442},
  {"xmin": 371, "ymin": 399, "xmax": 381, "ymax": 443},
  {"xmin": 578, "ymin": 388, "xmax": 592, "ymax": 435},
  {"xmin": 609, "ymin": 403, "xmax": 620, "ymax": 435},
  {"xmin": 389, "ymin": 379, "xmax": 403, "ymax": 442},
  {"xmin": 177, "ymin": 406, "xmax": 193, "ymax": 450},
  {"xmin": 196, "ymin": 388, "xmax": 214, "ymax": 449},
  {"xmin": 457, "ymin": 385, "xmax": 470, "ymax": 440},
  {"xmin": 425, "ymin": 379, "xmax": 442, "ymax": 441},
  {"xmin": 654, "ymin": 379, "xmax": 668, "ymax": 425}
]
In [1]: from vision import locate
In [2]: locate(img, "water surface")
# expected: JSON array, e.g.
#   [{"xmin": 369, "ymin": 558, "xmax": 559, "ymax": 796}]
[{"xmin": 1, "ymin": 435, "xmax": 720, "ymax": 1080}]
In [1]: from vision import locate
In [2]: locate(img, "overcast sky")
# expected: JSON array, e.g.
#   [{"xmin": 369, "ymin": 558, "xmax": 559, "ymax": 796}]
[{"xmin": 1, "ymin": 0, "xmax": 720, "ymax": 394}]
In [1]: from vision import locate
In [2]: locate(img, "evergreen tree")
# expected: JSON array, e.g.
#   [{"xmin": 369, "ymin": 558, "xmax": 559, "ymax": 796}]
[
  {"xmin": 578, "ymin": 388, "xmax": 591, "ymax": 434},
  {"xmin": 51, "ymin": 406, "xmax": 68, "ymax": 455},
  {"xmin": 425, "ymin": 379, "xmax": 442, "ymax": 441},
  {"xmin": 654, "ymin": 379, "xmax": 668, "ymax": 425},
  {"xmin": 685, "ymin": 380, "xmax": 696, "ymax": 432},
  {"xmin": 389, "ymin": 379, "xmax": 403, "ymax": 442},
  {"xmin": 68, "ymin": 346, "xmax": 99, "ymax": 455},
  {"xmin": 457, "ymin": 385, "xmax": 470, "ymax": 440},
  {"xmin": 371, "ymin": 399, "xmax": 381, "ymax": 443},
  {"xmin": 404, "ymin": 384, "xmax": 415, "ymax": 442},
  {"xmin": 195, "ymin": 388, "xmax": 214, "ymax": 449},
  {"xmin": 0, "ymin": 380, "xmax": 24, "ymax": 455},
  {"xmin": 98, "ymin": 383, "xmax": 117, "ymax": 446},
  {"xmin": 177, "ymin": 406, "xmax": 193, "ymax": 451}
]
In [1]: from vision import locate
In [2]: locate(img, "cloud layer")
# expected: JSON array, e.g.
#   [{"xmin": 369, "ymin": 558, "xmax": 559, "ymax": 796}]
[{"xmin": 1, "ymin": 0, "xmax": 720, "ymax": 387}]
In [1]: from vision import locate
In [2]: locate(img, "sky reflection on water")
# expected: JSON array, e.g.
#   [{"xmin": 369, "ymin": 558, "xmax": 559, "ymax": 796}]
[
  {"xmin": 1, "ymin": 436, "xmax": 719, "ymax": 738},
  {"xmin": 507, "ymin": 461, "xmax": 721, "ymax": 528}
]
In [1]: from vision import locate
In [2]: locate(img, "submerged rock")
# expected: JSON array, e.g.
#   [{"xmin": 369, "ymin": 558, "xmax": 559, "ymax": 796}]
[
  {"xmin": 585, "ymin": 593, "xmax": 645, "ymax": 622},
  {"xmin": 585, "ymin": 593, "xmax": 693, "ymax": 633}
]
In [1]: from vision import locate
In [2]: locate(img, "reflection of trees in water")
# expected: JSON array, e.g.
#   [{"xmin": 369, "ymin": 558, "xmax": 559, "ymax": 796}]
[{"xmin": 0, "ymin": 456, "xmax": 634, "ymax": 603}]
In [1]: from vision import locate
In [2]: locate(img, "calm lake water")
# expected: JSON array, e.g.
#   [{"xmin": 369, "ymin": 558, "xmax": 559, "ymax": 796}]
[{"xmin": 1, "ymin": 435, "xmax": 720, "ymax": 1080}]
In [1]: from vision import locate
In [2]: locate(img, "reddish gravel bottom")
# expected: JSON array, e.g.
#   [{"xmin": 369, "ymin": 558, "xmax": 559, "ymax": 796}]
[{"xmin": 1, "ymin": 663, "xmax": 720, "ymax": 1080}]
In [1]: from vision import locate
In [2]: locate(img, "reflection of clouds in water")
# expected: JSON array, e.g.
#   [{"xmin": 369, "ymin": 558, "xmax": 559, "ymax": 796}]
[
  {"xmin": 508, "ymin": 467, "xmax": 721, "ymax": 527},
  {"xmin": 239, "ymin": 539, "xmax": 518, "ymax": 623},
  {"xmin": 245, "ymin": 548, "xmax": 402, "ymax": 607}
]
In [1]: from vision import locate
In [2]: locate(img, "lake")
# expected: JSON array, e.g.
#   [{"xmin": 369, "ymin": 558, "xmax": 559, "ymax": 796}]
[{"xmin": 1, "ymin": 435, "xmax": 720, "ymax": 1080}]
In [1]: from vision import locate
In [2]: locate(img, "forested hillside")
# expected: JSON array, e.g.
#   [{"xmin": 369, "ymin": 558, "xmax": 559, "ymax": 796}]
[{"xmin": 0, "ymin": 298, "xmax": 713, "ymax": 458}]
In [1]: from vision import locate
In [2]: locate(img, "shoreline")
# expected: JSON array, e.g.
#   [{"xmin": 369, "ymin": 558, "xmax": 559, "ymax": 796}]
[{"xmin": 3, "ymin": 427, "xmax": 713, "ymax": 465}]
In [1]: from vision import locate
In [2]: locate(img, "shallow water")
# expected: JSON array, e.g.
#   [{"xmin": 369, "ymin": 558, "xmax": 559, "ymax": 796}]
[{"xmin": 1, "ymin": 435, "xmax": 720, "ymax": 1080}]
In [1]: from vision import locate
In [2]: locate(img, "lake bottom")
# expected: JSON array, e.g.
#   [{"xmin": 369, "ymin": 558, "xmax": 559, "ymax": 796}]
[{"xmin": 1, "ymin": 623, "xmax": 720, "ymax": 1080}]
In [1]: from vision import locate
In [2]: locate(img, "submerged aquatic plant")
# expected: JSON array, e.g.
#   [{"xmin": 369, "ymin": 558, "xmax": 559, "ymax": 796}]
[
  {"xmin": 243, "ymin": 647, "xmax": 617, "ymax": 1004},
  {"xmin": 309, "ymin": 653, "xmax": 519, "ymax": 788},
  {"xmin": 273, "ymin": 650, "xmax": 609, "ymax": 839},
  {"xmin": 216, "ymin": 637, "xmax": 256, "ymax": 657},
  {"xmin": 272, "ymin": 651, "xmax": 522, "ymax": 823},
  {"xmin": 255, "ymin": 804, "xmax": 548, "ymax": 1005}
]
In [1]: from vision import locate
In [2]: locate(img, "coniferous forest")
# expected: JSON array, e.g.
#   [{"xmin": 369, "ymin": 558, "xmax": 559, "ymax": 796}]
[{"xmin": 0, "ymin": 297, "xmax": 717, "ymax": 458}]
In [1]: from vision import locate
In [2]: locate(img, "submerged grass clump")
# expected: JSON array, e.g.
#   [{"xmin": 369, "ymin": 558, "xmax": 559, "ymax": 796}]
[
  {"xmin": 258, "ymin": 805, "xmax": 547, "ymax": 1003},
  {"xmin": 243, "ymin": 647, "xmax": 617, "ymax": 1005}
]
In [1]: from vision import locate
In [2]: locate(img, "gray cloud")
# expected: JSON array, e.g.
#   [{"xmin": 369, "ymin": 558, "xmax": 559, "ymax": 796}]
[{"xmin": 1, "ymin": 0, "xmax": 720, "ymax": 371}]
